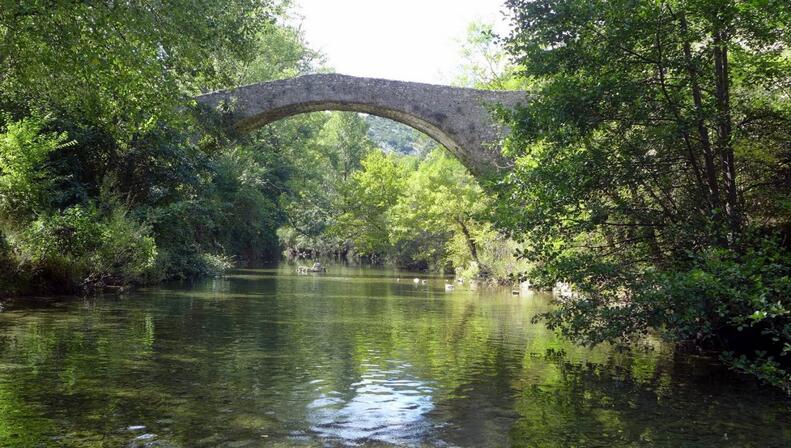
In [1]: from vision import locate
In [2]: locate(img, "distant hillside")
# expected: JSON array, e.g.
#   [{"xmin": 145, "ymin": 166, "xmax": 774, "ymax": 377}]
[{"xmin": 365, "ymin": 115, "xmax": 438, "ymax": 155}]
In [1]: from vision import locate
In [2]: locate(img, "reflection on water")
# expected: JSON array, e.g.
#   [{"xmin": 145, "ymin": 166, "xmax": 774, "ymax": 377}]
[
  {"xmin": 0, "ymin": 265, "xmax": 788, "ymax": 447},
  {"xmin": 308, "ymin": 358, "xmax": 435, "ymax": 445}
]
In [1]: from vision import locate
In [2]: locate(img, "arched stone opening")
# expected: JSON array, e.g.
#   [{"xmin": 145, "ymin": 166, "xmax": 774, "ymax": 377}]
[{"xmin": 196, "ymin": 74, "xmax": 526, "ymax": 177}]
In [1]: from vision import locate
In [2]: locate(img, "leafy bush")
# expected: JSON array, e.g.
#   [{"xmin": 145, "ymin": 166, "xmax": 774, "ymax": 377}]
[
  {"xmin": 91, "ymin": 208, "xmax": 157, "ymax": 285},
  {"xmin": 447, "ymin": 223, "xmax": 531, "ymax": 284},
  {"xmin": 0, "ymin": 230, "xmax": 17, "ymax": 296},
  {"xmin": 0, "ymin": 0, "xmax": 326, "ymax": 297},
  {"xmin": 0, "ymin": 115, "xmax": 71, "ymax": 222},
  {"xmin": 152, "ymin": 246, "xmax": 234, "ymax": 280},
  {"xmin": 199, "ymin": 253, "xmax": 235, "ymax": 276},
  {"xmin": 15, "ymin": 204, "xmax": 157, "ymax": 291},
  {"xmin": 658, "ymin": 236, "xmax": 790, "ymax": 391},
  {"xmin": 535, "ymin": 233, "xmax": 790, "ymax": 391},
  {"xmin": 21, "ymin": 206, "xmax": 102, "ymax": 262}
]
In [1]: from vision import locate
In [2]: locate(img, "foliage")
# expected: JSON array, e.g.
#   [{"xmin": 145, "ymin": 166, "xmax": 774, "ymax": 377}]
[
  {"xmin": 0, "ymin": 0, "xmax": 281, "ymax": 137},
  {"xmin": 0, "ymin": 0, "xmax": 330, "ymax": 293},
  {"xmin": 389, "ymin": 149, "xmax": 492, "ymax": 274},
  {"xmin": 11, "ymin": 204, "xmax": 156, "ymax": 291},
  {"xmin": 0, "ymin": 120, "xmax": 196, "ymax": 291},
  {"xmin": 501, "ymin": 0, "xmax": 791, "ymax": 388},
  {"xmin": 365, "ymin": 115, "xmax": 434, "ymax": 155},
  {"xmin": 88, "ymin": 207, "xmax": 159, "ymax": 285},
  {"xmin": 208, "ymin": 147, "xmax": 283, "ymax": 260},
  {"xmin": 0, "ymin": 230, "xmax": 13, "ymax": 294},
  {"xmin": 276, "ymin": 112, "xmax": 376, "ymax": 258},
  {"xmin": 0, "ymin": 115, "xmax": 71, "ymax": 221},
  {"xmin": 333, "ymin": 150, "xmax": 409, "ymax": 255},
  {"xmin": 446, "ymin": 222, "xmax": 530, "ymax": 283},
  {"xmin": 322, "ymin": 147, "xmax": 525, "ymax": 279},
  {"xmin": 231, "ymin": 13, "xmax": 324, "ymax": 85},
  {"xmin": 317, "ymin": 112, "xmax": 375, "ymax": 181},
  {"xmin": 455, "ymin": 21, "xmax": 525, "ymax": 90}
]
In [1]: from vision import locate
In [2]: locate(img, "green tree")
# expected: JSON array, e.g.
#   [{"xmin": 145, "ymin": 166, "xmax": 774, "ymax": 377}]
[
  {"xmin": 0, "ymin": 0, "xmax": 333, "ymax": 291},
  {"xmin": 455, "ymin": 21, "xmax": 524, "ymax": 90},
  {"xmin": 365, "ymin": 115, "xmax": 436, "ymax": 156},
  {"xmin": 332, "ymin": 150, "xmax": 409, "ymax": 256},
  {"xmin": 0, "ymin": 0, "xmax": 279, "ymax": 136},
  {"xmin": 318, "ymin": 113, "xmax": 375, "ymax": 181},
  {"xmin": 276, "ymin": 112, "xmax": 379, "ymax": 258},
  {"xmin": 390, "ymin": 149, "xmax": 490, "ymax": 272},
  {"xmin": 0, "ymin": 116, "xmax": 70, "ymax": 222},
  {"xmin": 501, "ymin": 0, "xmax": 790, "ymax": 388}
]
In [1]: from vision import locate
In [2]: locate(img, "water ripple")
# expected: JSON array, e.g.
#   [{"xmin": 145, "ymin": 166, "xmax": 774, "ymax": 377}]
[{"xmin": 308, "ymin": 359, "xmax": 436, "ymax": 446}]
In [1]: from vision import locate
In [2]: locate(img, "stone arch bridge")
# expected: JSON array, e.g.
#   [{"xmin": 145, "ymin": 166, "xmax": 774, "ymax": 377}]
[{"xmin": 195, "ymin": 74, "xmax": 526, "ymax": 177}]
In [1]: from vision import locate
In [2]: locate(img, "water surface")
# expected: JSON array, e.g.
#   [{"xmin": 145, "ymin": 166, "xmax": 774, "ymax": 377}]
[{"xmin": 0, "ymin": 266, "xmax": 788, "ymax": 447}]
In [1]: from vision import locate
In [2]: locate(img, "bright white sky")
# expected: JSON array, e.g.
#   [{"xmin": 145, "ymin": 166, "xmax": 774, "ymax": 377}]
[{"xmin": 294, "ymin": 0, "xmax": 510, "ymax": 84}]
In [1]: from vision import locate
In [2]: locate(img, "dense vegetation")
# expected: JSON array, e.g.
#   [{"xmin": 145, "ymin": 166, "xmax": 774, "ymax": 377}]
[
  {"xmin": 276, "ymin": 23, "xmax": 525, "ymax": 281},
  {"xmin": 277, "ymin": 119, "xmax": 527, "ymax": 279},
  {"xmin": 0, "ymin": 0, "xmax": 334, "ymax": 295},
  {"xmin": 499, "ymin": 0, "xmax": 790, "ymax": 390},
  {"xmin": 0, "ymin": 0, "xmax": 788, "ymax": 391},
  {"xmin": 0, "ymin": 0, "xmax": 512, "ymax": 295}
]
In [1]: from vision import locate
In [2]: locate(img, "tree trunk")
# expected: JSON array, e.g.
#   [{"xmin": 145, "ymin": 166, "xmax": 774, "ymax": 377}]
[
  {"xmin": 679, "ymin": 13, "xmax": 722, "ymax": 216},
  {"xmin": 712, "ymin": 30, "xmax": 741, "ymax": 235},
  {"xmin": 457, "ymin": 218, "xmax": 481, "ymax": 266}
]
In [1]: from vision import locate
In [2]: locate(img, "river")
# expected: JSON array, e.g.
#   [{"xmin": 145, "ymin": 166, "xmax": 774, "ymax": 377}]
[{"xmin": 0, "ymin": 265, "xmax": 788, "ymax": 447}]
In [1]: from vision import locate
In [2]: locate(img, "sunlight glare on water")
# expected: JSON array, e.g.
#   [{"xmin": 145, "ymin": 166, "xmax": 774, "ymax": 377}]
[{"xmin": 307, "ymin": 357, "xmax": 436, "ymax": 445}]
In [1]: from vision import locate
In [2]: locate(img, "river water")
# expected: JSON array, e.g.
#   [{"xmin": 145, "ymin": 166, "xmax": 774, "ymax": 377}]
[{"xmin": 0, "ymin": 266, "xmax": 788, "ymax": 447}]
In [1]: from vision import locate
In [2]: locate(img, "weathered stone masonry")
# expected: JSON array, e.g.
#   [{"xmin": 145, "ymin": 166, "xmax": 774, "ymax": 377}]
[{"xmin": 195, "ymin": 74, "xmax": 526, "ymax": 176}]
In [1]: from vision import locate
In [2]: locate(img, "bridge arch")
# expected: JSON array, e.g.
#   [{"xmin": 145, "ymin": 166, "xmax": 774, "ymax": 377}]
[{"xmin": 195, "ymin": 74, "xmax": 526, "ymax": 176}]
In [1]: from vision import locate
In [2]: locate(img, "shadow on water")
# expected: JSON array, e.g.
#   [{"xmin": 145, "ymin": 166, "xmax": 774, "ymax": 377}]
[{"xmin": 0, "ymin": 264, "xmax": 788, "ymax": 447}]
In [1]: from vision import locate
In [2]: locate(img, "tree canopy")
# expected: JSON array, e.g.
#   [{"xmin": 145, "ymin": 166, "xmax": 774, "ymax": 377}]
[{"xmin": 500, "ymin": 0, "xmax": 791, "ymax": 390}]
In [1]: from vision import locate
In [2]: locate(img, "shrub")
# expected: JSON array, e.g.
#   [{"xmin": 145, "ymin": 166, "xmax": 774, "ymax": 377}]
[
  {"xmin": 90, "ymin": 207, "xmax": 157, "ymax": 285},
  {"xmin": 151, "ymin": 246, "xmax": 235, "ymax": 280},
  {"xmin": 16, "ymin": 204, "xmax": 158, "ymax": 291},
  {"xmin": 656, "ymin": 236, "xmax": 790, "ymax": 391},
  {"xmin": 0, "ymin": 115, "xmax": 72, "ymax": 223},
  {"xmin": 537, "ymin": 232, "xmax": 791, "ymax": 391}
]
